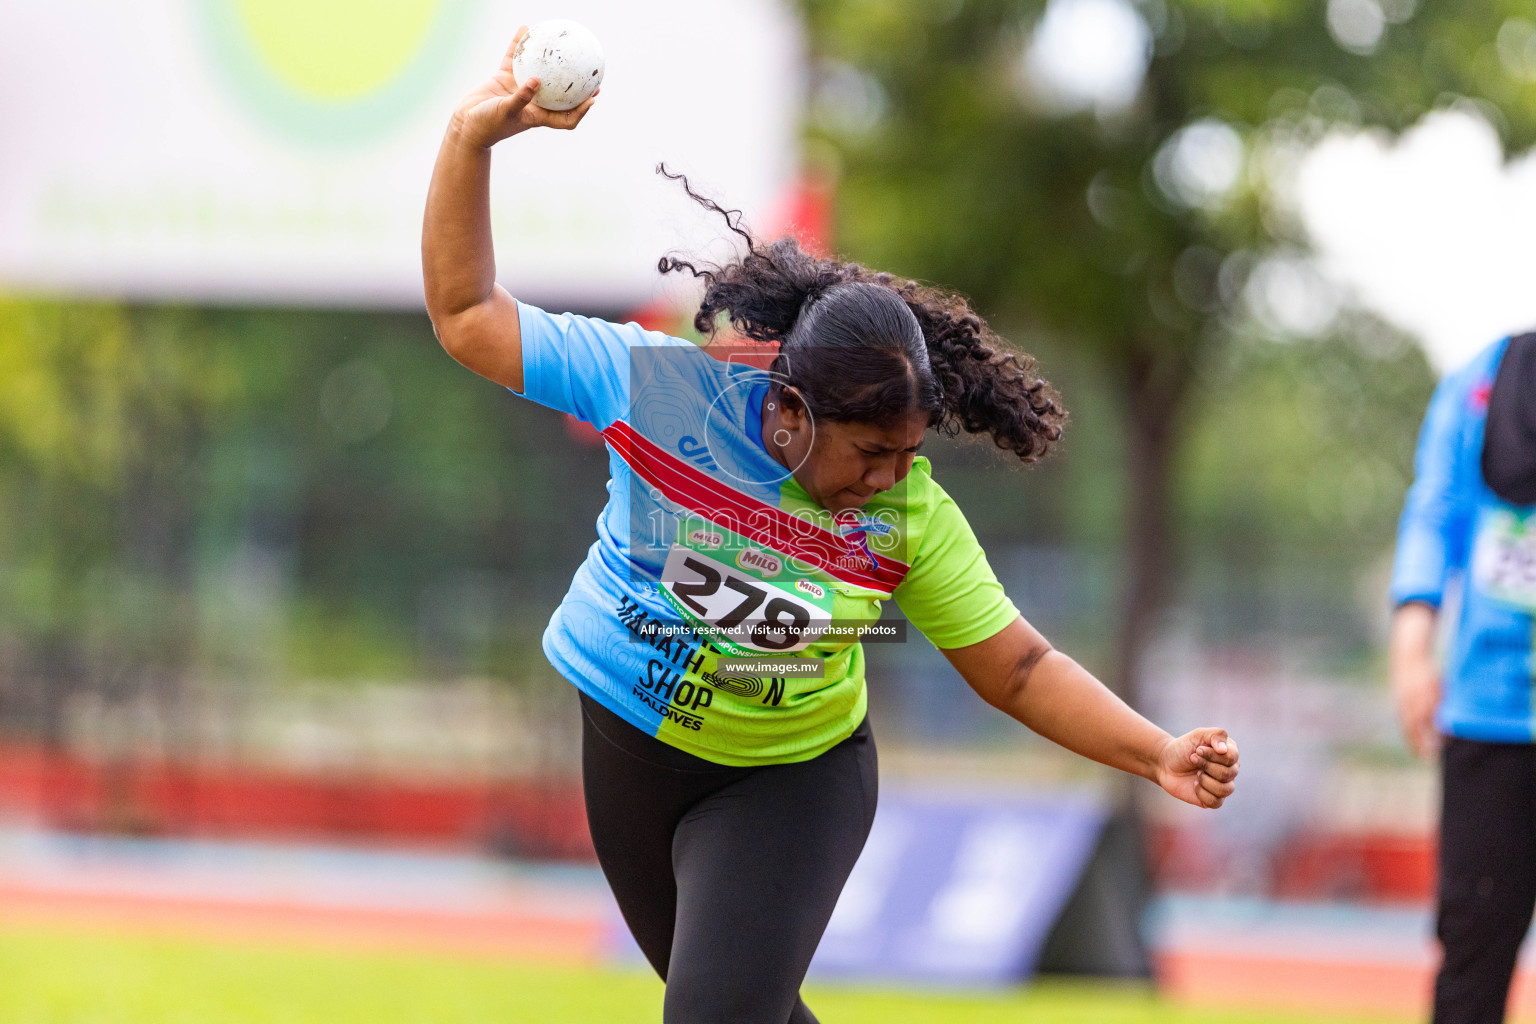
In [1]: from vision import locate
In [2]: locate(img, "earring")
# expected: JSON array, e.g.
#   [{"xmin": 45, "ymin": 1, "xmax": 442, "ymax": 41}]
[{"xmin": 773, "ymin": 429, "xmax": 791, "ymax": 446}]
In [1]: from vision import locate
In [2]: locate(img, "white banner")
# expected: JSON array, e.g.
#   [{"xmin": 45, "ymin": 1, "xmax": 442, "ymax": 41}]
[{"xmin": 0, "ymin": 0, "xmax": 803, "ymax": 309}]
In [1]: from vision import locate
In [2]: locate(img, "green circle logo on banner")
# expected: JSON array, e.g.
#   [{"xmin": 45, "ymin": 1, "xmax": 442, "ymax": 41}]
[{"xmin": 196, "ymin": 0, "xmax": 473, "ymax": 145}]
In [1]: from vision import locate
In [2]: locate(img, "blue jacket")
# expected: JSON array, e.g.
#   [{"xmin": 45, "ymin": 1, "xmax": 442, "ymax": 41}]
[{"xmin": 1391, "ymin": 336, "xmax": 1536, "ymax": 742}]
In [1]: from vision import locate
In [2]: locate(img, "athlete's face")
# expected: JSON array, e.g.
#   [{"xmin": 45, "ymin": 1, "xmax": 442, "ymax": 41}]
[{"xmin": 765, "ymin": 390, "xmax": 928, "ymax": 514}]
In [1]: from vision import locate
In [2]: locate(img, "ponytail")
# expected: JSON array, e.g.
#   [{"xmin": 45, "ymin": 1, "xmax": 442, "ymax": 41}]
[
  {"xmin": 656, "ymin": 166, "xmax": 854, "ymax": 343},
  {"xmin": 656, "ymin": 165, "xmax": 1064, "ymax": 462},
  {"xmin": 894, "ymin": 278, "xmax": 1064, "ymax": 461}
]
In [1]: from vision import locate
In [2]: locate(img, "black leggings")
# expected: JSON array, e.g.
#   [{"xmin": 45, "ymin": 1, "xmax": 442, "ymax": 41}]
[
  {"xmin": 579, "ymin": 692, "xmax": 878, "ymax": 1024},
  {"xmin": 1435, "ymin": 737, "xmax": 1536, "ymax": 1024}
]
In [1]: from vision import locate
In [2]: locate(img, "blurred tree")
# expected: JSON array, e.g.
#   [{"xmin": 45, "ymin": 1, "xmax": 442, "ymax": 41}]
[
  {"xmin": 1178, "ymin": 312, "xmax": 1437, "ymax": 653},
  {"xmin": 0, "ymin": 300, "xmax": 228, "ymax": 749},
  {"xmin": 800, "ymin": 0, "xmax": 1536, "ymax": 701},
  {"xmin": 0, "ymin": 301, "xmax": 617, "ymax": 732}
]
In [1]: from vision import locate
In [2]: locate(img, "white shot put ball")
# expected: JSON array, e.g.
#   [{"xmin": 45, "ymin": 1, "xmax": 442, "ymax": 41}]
[{"xmin": 512, "ymin": 20, "xmax": 605, "ymax": 112}]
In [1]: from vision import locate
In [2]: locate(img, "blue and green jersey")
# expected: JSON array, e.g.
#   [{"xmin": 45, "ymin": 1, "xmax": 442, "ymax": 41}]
[{"xmin": 513, "ymin": 301, "xmax": 1019, "ymax": 765}]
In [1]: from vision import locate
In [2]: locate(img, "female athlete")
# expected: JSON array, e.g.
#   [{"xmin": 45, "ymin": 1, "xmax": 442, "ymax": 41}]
[{"xmin": 422, "ymin": 29, "xmax": 1239, "ymax": 1024}]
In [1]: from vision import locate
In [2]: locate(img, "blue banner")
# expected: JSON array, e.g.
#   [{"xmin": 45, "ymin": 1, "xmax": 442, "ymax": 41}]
[{"xmin": 808, "ymin": 787, "xmax": 1107, "ymax": 986}]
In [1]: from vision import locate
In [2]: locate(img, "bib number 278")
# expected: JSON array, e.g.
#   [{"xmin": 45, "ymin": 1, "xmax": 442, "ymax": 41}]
[{"xmin": 662, "ymin": 547, "xmax": 829, "ymax": 653}]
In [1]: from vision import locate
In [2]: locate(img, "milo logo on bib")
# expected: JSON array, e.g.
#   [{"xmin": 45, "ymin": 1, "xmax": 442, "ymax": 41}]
[
  {"xmin": 736, "ymin": 547, "xmax": 781, "ymax": 576},
  {"xmin": 661, "ymin": 518, "xmax": 834, "ymax": 656},
  {"xmin": 688, "ymin": 528, "xmax": 724, "ymax": 549}
]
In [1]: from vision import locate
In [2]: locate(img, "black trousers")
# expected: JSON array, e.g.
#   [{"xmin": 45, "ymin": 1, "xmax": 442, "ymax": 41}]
[
  {"xmin": 579, "ymin": 692, "xmax": 878, "ymax": 1024},
  {"xmin": 1435, "ymin": 737, "xmax": 1536, "ymax": 1024}
]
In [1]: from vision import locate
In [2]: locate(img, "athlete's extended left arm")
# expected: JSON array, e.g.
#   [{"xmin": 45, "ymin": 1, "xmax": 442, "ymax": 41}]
[{"xmin": 940, "ymin": 617, "xmax": 1239, "ymax": 809}]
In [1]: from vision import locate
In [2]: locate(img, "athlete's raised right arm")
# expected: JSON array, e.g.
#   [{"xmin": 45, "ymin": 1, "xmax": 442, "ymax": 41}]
[{"xmin": 422, "ymin": 27, "xmax": 597, "ymax": 391}]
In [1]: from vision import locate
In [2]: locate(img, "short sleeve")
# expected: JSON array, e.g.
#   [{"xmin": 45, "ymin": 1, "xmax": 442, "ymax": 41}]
[
  {"xmin": 513, "ymin": 300, "xmax": 692, "ymax": 430},
  {"xmin": 893, "ymin": 487, "xmax": 1020, "ymax": 649}
]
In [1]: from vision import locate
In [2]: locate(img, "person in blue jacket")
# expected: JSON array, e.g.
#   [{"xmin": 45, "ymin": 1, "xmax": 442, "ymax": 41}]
[{"xmin": 1391, "ymin": 330, "xmax": 1536, "ymax": 1024}]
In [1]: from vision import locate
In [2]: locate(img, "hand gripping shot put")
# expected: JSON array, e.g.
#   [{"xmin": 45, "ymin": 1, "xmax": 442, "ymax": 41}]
[{"xmin": 421, "ymin": 23, "xmax": 1240, "ymax": 1024}]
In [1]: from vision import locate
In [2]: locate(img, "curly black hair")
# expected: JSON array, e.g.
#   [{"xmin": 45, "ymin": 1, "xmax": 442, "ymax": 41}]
[{"xmin": 655, "ymin": 165, "xmax": 1064, "ymax": 462}]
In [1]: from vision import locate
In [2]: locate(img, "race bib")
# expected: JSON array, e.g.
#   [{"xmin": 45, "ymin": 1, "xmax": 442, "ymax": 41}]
[
  {"xmin": 660, "ymin": 522, "xmax": 834, "ymax": 655},
  {"xmin": 1472, "ymin": 509, "xmax": 1536, "ymax": 611}
]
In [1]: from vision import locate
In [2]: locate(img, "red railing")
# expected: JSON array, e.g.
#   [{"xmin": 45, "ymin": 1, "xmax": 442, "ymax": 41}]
[
  {"xmin": 0, "ymin": 743, "xmax": 595, "ymax": 860},
  {"xmin": 1149, "ymin": 823, "xmax": 1435, "ymax": 903},
  {"xmin": 0, "ymin": 743, "xmax": 1438, "ymax": 900}
]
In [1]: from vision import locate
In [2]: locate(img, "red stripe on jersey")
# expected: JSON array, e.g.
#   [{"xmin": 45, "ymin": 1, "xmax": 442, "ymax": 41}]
[{"xmin": 600, "ymin": 419, "xmax": 910, "ymax": 593}]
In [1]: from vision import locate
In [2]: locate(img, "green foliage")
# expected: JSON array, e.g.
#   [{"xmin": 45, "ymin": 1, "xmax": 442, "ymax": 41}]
[
  {"xmin": 902, "ymin": 315, "xmax": 1436, "ymax": 658},
  {"xmin": 0, "ymin": 301, "xmax": 228, "ymax": 662},
  {"xmin": 806, "ymin": 0, "xmax": 1536, "ymax": 361},
  {"xmin": 802, "ymin": 0, "xmax": 1536, "ymax": 688},
  {"xmin": 0, "ymin": 300, "xmax": 614, "ymax": 726},
  {"xmin": 1176, "ymin": 316, "xmax": 1438, "ymax": 649},
  {"xmin": 1182, "ymin": 316, "xmax": 1436, "ymax": 557}
]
